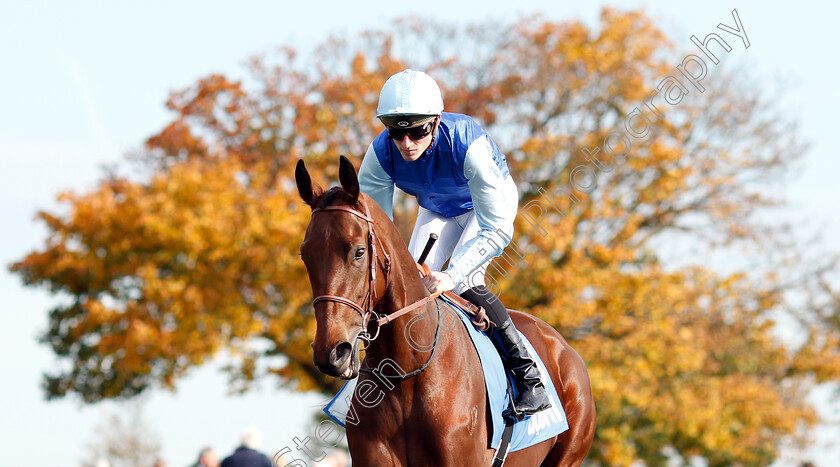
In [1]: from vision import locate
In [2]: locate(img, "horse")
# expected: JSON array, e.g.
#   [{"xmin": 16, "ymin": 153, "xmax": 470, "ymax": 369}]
[{"xmin": 295, "ymin": 156, "xmax": 595, "ymax": 466}]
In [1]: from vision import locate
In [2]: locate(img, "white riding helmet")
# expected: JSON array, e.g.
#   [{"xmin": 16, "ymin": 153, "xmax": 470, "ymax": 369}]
[{"xmin": 376, "ymin": 69, "xmax": 444, "ymax": 124}]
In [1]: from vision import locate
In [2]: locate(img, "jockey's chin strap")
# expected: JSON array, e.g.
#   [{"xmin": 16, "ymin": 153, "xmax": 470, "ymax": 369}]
[{"xmin": 311, "ymin": 199, "xmax": 391, "ymax": 344}]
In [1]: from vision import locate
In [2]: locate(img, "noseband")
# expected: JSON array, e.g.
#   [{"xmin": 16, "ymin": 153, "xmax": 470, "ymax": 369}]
[{"xmin": 310, "ymin": 198, "xmax": 391, "ymax": 343}]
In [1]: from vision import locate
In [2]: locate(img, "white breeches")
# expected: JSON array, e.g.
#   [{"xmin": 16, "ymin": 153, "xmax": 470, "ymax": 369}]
[{"xmin": 407, "ymin": 175, "xmax": 519, "ymax": 294}]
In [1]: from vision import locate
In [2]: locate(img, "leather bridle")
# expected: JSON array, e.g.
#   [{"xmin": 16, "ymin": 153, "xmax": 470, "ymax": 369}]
[
  {"xmin": 310, "ymin": 198, "xmax": 391, "ymax": 344},
  {"xmin": 310, "ymin": 197, "xmax": 490, "ymax": 335},
  {"xmin": 309, "ymin": 197, "xmax": 447, "ymax": 381},
  {"xmin": 307, "ymin": 197, "xmax": 486, "ymax": 380}
]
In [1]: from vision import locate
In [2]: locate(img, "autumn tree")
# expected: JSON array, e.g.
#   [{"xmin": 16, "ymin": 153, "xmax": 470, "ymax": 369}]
[{"xmin": 11, "ymin": 8, "xmax": 840, "ymax": 466}]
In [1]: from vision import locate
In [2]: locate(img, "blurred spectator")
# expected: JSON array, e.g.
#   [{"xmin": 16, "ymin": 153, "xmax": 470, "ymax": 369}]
[
  {"xmin": 191, "ymin": 447, "xmax": 220, "ymax": 467},
  {"xmin": 154, "ymin": 459, "xmax": 167, "ymax": 467},
  {"xmin": 221, "ymin": 427, "xmax": 272, "ymax": 467}
]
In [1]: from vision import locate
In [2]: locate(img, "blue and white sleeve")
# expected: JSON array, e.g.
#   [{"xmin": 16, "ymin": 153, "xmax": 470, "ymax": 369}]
[
  {"xmin": 444, "ymin": 136, "xmax": 518, "ymax": 288},
  {"xmin": 357, "ymin": 143, "xmax": 395, "ymax": 220}
]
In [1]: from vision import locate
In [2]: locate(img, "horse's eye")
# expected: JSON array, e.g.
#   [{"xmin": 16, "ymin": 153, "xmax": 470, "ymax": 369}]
[{"xmin": 354, "ymin": 247, "xmax": 366, "ymax": 260}]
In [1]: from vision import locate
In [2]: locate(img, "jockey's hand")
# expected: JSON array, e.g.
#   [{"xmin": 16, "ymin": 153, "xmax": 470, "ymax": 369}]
[{"xmin": 422, "ymin": 271, "xmax": 455, "ymax": 295}]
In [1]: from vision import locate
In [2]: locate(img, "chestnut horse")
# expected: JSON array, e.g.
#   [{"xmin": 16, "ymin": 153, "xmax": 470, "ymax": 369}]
[{"xmin": 296, "ymin": 156, "xmax": 595, "ymax": 466}]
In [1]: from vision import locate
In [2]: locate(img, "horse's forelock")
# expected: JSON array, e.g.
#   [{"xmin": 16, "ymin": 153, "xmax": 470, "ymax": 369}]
[{"xmin": 317, "ymin": 186, "xmax": 362, "ymax": 210}]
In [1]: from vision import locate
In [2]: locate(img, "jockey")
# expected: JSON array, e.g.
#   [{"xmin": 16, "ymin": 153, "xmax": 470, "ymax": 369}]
[{"xmin": 358, "ymin": 69, "xmax": 550, "ymax": 415}]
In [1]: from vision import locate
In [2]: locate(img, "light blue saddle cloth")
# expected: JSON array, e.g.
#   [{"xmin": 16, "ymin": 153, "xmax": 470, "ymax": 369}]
[{"xmin": 324, "ymin": 297, "xmax": 569, "ymax": 452}]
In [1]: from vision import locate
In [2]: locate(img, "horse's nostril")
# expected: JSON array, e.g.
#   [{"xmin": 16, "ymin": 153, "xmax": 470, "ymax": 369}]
[{"xmin": 329, "ymin": 341, "xmax": 353, "ymax": 367}]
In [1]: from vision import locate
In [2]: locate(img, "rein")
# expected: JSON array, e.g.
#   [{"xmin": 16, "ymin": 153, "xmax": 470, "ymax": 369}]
[
  {"xmin": 361, "ymin": 299, "xmax": 442, "ymax": 381},
  {"xmin": 310, "ymin": 200, "xmax": 445, "ymax": 336},
  {"xmin": 311, "ymin": 200, "xmax": 488, "ymax": 333},
  {"xmin": 309, "ymin": 198, "xmax": 447, "ymax": 380},
  {"xmin": 375, "ymin": 263, "xmax": 492, "ymax": 331},
  {"xmin": 309, "ymin": 197, "xmax": 488, "ymax": 380}
]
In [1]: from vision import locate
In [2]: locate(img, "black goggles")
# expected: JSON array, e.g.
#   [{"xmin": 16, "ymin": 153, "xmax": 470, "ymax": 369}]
[{"xmin": 386, "ymin": 120, "xmax": 435, "ymax": 141}]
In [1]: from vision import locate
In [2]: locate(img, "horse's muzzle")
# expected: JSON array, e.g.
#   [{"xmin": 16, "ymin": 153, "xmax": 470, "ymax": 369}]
[{"xmin": 312, "ymin": 331, "xmax": 363, "ymax": 379}]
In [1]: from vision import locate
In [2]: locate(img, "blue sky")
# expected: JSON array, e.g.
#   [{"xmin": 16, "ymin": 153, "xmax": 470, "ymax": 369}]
[{"xmin": 1, "ymin": 1, "xmax": 838, "ymax": 466}]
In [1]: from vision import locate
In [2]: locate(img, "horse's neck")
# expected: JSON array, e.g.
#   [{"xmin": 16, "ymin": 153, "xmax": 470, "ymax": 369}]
[
  {"xmin": 364, "ymin": 202, "xmax": 447, "ymax": 374},
  {"xmin": 367, "ymin": 244, "xmax": 439, "ymax": 370}
]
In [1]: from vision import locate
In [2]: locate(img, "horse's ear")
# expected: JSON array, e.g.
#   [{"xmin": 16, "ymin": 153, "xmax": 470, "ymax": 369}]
[
  {"xmin": 295, "ymin": 159, "xmax": 324, "ymax": 209},
  {"xmin": 338, "ymin": 155, "xmax": 360, "ymax": 202}
]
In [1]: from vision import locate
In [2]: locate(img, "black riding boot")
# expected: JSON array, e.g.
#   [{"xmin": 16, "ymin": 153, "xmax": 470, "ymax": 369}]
[
  {"xmin": 460, "ymin": 286, "xmax": 551, "ymax": 416},
  {"xmin": 490, "ymin": 319, "xmax": 551, "ymax": 416}
]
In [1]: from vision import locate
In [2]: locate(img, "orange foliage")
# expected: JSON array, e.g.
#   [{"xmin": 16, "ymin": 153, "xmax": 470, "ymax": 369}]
[{"xmin": 10, "ymin": 9, "xmax": 839, "ymax": 466}]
